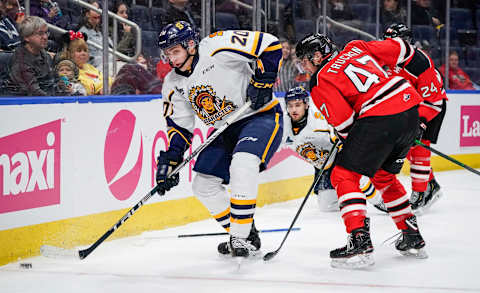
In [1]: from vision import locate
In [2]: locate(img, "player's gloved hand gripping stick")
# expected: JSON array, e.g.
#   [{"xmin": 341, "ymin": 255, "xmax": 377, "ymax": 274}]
[{"xmin": 40, "ymin": 101, "xmax": 252, "ymax": 260}]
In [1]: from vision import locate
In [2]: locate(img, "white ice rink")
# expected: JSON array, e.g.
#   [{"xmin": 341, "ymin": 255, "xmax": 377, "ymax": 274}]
[{"xmin": 1, "ymin": 169, "xmax": 480, "ymax": 293}]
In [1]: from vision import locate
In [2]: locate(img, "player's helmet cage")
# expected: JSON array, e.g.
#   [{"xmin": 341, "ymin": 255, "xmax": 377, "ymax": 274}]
[
  {"xmin": 285, "ymin": 86, "xmax": 309, "ymax": 105},
  {"xmin": 296, "ymin": 33, "xmax": 338, "ymax": 65},
  {"xmin": 158, "ymin": 21, "xmax": 199, "ymax": 56},
  {"xmin": 383, "ymin": 23, "xmax": 413, "ymax": 43}
]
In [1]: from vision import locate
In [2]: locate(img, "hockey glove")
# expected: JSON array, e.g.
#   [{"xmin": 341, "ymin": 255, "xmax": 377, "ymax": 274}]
[
  {"xmin": 156, "ymin": 150, "xmax": 182, "ymax": 195},
  {"xmin": 416, "ymin": 117, "xmax": 427, "ymax": 142},
  {"xmin": 246, "ymin": 72, "xmax": 276, "ymax": 110}
]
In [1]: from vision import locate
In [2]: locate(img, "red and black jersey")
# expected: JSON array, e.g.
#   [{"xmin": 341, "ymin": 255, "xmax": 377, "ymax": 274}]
[
  {"xmin": 358, "ymin": 37, "xmax": 447, "ymax": 122},
  {"xmin": 310, "ymin": 41, "xmax": 422, "ymax": 140}
]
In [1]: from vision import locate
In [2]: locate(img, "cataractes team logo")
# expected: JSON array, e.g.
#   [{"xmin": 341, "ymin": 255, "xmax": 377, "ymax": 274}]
[
  {"xmin": 188, "ymin": 85, "xmax": 236, "ymax": 125},
  {"xmin": 296, "ymin": 142, "xmax": 322, "ymax": 162}
]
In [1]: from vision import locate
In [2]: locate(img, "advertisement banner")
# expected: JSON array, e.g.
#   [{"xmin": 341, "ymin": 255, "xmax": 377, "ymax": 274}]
[
  {"xmin": 0, "ymin": 120, "xmax": 61, "ymax": 214},
  {"xmin": 460, "ymin": 105, "xmax": 480, "ymax": 147}
]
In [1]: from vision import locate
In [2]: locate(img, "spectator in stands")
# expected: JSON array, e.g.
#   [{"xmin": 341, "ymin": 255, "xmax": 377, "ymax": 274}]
[
  {"xmin": 291, "ymin": 45, "xmax": 310, "ymax": 88},
  {"xmin": 328, "ymin": 0, "xmax": 354, "ymax": 21},
  {"xmin": 110, "ymin": 1, "xmax": 136, "ymax": 57},
  {"xmin": 58, "ymin": 31, "xmax": 111, "ymax": 95},
  {"xmin": 215, "ymin": 0, "xmax": 252, "ymax": 30},
  {"xmin": 274, "ymin": 39, "xmax": 299, "ymax": 93},
  {"xmin": 156, "ymin": 58, "xmax": 172, "ymax": 85},
  {"xmin": 0, "ymin": 0, "xmax": 21, "ymax": 51},
  {"xmin": 55, "ymin": 58, "xmax": 87, "ymax": 95},
  {"xmin": 164, "ymin": 0, "xmax": 199, "ymax": 28},
  {"xmin": 411, "ymin": 0, "xmax": 442, "ymax": 27},
  {"xmin": 30, "ymin": 0, "xmax": 69, "ymax": 29},
  {"xmin": 9, "ymin": 16, "xmax": 56, "ymax": 96},
  {"xmin": 77, "ymin": 0, "xmax": 113, "ymax": 69},
  {"xmin": 439, "ymin": 51, "xmax": 475, "ymax": 90},
  {"xmin": 381, "ymin": 0, "xmax": 406, "ymax": 27},
  {"xmin": 111, "ymin": 63, "xmax": 162, "ymax": 95}
]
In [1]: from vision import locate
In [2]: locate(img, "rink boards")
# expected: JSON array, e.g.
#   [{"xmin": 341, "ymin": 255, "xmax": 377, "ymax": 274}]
[{"xmin": 0, "ymin": 92, "xmax": 479, "ymax": 265}]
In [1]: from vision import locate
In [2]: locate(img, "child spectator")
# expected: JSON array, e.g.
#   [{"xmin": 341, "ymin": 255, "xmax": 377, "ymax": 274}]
[
  {"xmin": 58, "ymin": 30, "xmax": 111, "ymax": 95},
  {"xmin": 55, "ymin": 58, "xmax": 87, "ymax": 95}
]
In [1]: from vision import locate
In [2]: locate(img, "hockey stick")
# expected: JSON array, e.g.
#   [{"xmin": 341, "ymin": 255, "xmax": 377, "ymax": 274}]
[
  {"xmin": 41, "ymin": 101, "xmax": 252, "ymax": 260},
  {"xmin": 263, "ymin": 140, "xmax": 340, "ymax": 261},
  {"xmin": 415, "ymin": 139, "xmax": 480, "ymax": 176},
  {"xmin": 177, "ymin": 227, "xmax": 301, "ymax": 238}
]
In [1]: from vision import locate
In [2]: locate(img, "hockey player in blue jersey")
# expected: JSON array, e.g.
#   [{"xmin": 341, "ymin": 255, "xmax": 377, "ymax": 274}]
[{"xmin": 156, "ymin": 21, "xmax": 283, "ymax": 258}]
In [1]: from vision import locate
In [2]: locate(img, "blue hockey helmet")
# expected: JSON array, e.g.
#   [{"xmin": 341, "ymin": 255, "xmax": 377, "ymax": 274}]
[
  {"xmin": 158, "ymin": 21, "xmax": 199, "ymax": 51},
  {"xmin": 285, "ymin": 86, "xmax": 309, "ymax": 105},
  {"xmin": 382, "ymin": 23, "xmax": 413, "ymax": 43}
]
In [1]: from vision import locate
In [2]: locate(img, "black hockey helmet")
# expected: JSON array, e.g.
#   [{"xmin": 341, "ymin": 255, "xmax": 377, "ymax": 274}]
[
  {"xmin": 383, "ymin": 23, "xmax": 413, "ymax": 43},
  {"xmin": 295, "ymin": 33, "xmax": 338, "ymax": 65}
]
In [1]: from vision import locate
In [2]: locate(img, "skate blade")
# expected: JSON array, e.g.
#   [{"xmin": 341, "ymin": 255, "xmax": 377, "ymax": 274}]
[
  {"xmin": 424, "ymin": 191, "xmax": 443, "ymax": 210},
  {"xmin": 331, "ymin": 253, "xmax": 375, "ymax": 269},
  {"xmin": 399, "ymin": 247, "xmax": 428, "ymax": 259}
]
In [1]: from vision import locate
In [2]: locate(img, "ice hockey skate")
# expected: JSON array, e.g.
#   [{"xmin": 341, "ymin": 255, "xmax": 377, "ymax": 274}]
[
  {"xmin": 330, "ymin": 218, "xmax": 374, "ymax": 269},
  {"xmin": 410, "ymin": 178, "xmax": 442, "ymax": 213},
  {"xmin": 395, "ymin": 215, "xmax": 428, "ymax": 259},
  {"xmin": 373, "ymin": 201, "xmax": 388, "ymax": 213},
  {"xmin": 217, "ymin": 223, "xmax": 261, "ymax": 257}
]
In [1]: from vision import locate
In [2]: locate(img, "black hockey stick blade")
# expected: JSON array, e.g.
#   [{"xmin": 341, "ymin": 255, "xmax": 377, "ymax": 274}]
[
  {"xmin": 415, "ymin": 139, "xmax": 480, "ymax": 176},
  {"xmin": 263, "ymin": 251, "xmax": 278, "ymax": 261}
]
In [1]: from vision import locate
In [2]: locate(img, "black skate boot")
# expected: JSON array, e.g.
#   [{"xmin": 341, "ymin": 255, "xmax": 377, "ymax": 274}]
[
  {"xmin": 410, "ymin": 178, "xmax": 442, "ymax": 212},
  {"xmin": 423, "ymin": 178, "xmax": 442, "ymax": 209},
  {"xmin": 395, "ymin": 215, "xmax": 428, "ymax": 259},
  {"xmin": 373, "ymin": 201, "xmax": 388, "ymax": 213},
  {"xmin": 410, "ymin": 190, "xmax": 426, "ymax": 211},
  {"xmin": 330, "ymin": 218, "xmax": 374, "ymax": 269},
  {"xmin": 217, "ymin": 222, "xmax": 261, "ymax": 256}
]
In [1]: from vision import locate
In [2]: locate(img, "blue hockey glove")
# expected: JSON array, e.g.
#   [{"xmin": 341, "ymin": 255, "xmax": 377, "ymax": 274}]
[
  {"xmin": 156, "ymin": 151, "xmax": 182, "ymax": 195},
  {"xmin": 246, "ymin": 72, "xmax": 276, "ymax": 110}
]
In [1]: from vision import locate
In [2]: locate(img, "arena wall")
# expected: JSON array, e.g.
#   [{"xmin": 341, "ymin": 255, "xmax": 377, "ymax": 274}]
[{"xmin": 0, "ymin": 92, "xmax": 479, "ymax": 265}]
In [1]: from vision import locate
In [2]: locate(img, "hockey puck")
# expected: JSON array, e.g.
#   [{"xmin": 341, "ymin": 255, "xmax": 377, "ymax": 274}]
[{"xmin": 19, "ymin": 263, "xmax": 32, "ymax": 269}]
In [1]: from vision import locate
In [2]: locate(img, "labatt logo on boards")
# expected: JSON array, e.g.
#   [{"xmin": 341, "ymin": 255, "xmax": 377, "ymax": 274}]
[
  {"xmin": 104, "ymin": 110, "xmax": 143, "ymax": 201},
  {"xmin": 460, "ymin": 106, "xmax": 480, "ymax": 147},
  {"xmin": 0, "ymin": 120, "xmax": 61, "ymax": 214}
]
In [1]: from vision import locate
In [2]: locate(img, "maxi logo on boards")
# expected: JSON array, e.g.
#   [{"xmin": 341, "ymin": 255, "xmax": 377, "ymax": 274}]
[
  {"xmin": 0, "ymin": 120, "xmax": 61, "ymax": 214},
  {"xmin": 460, "ymin": 105, "xmax": 480, "ymax": 147}
]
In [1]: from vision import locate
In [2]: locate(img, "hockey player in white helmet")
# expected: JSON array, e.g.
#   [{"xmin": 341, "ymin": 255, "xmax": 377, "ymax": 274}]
[
  {"xmin": 282, "ymin": 86, "xmax": 387, "ymax": 212},
  {"xmin": 156, "ymin": 21, "xmax": 283, "ymax": 258}
]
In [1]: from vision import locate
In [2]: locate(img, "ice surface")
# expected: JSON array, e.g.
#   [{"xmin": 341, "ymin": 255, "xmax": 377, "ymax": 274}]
[{"xmin": 1, "ymin": 169, "xmax": 480, "ymax": 293}]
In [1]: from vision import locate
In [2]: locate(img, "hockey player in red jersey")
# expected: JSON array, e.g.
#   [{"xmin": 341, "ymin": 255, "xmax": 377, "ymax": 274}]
[
  {"xmin": 296, "ymin": 33, "xmax": 428, "ymax": 269},
  {"xmin": 376, "ymin": 23, "xmax": 446, "ymax": 212}
]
